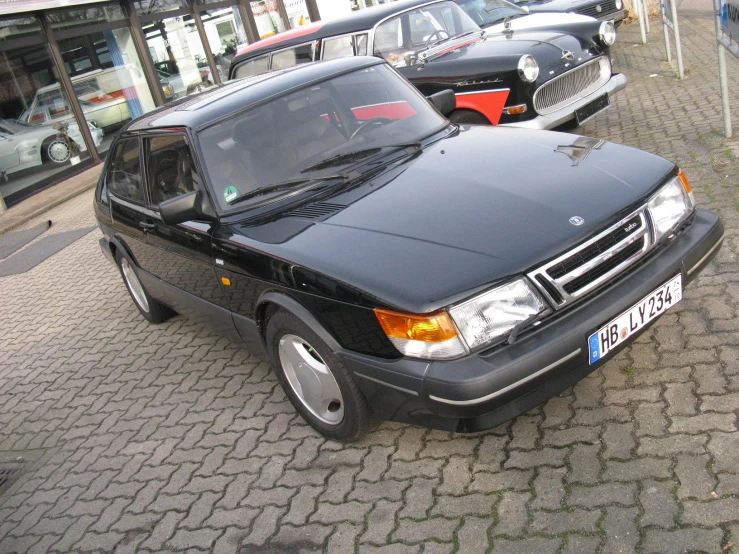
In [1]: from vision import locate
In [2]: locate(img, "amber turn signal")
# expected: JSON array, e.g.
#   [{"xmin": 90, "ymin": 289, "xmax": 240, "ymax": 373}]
[
  {"xmin": 503, "ymin": 104, "xmax": 527, "ymax": 115},
  {"xmin": 221, "ymin": 277, "xmax": 231, "ymax": 286},
  {"xmin": 677, "ymin": 168, "xmax": 692, "ymax": 193},
  {"xmin": 374, "ymin": 308, "xmax": 459, "ymax": 342}
]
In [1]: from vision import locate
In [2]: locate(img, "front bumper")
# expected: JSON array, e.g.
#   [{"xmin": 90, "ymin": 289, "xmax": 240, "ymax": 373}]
[
  {"xmin": 337, "ymin": 209, "xmax": 723, "ymax": 432},
  {"xmin": 501, "ymin": 72, "xmax": 628, "ymax": 130}
]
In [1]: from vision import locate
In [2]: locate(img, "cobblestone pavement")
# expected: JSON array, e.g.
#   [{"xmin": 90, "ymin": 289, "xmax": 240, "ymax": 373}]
[{"xmin": 1, "ymin": 3, "xmax": 739, "ymax": 553}]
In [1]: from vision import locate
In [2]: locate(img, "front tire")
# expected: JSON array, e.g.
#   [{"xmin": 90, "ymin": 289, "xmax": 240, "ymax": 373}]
[
  {"xmin": 116, "ymin": 252, "xmax": 174, "ymax": 324},
  {"xmin": 41, "ymin": 137, "xmax": 71, "ymax": 164},
  {"xmin": 265, "ymin": 310, "xmax": 372, "ymax": 441}
]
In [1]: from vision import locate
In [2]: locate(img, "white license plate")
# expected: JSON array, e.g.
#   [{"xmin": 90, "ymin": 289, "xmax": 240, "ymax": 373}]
[{"xmin": 588, "ymin": 274, "xmax": 682, "ymax": 364}]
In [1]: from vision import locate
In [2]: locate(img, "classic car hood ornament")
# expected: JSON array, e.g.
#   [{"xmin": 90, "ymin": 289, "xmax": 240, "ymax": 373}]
[{"xmin": 561, "ymin": 49, "xmax": 575, "ymax": 61}]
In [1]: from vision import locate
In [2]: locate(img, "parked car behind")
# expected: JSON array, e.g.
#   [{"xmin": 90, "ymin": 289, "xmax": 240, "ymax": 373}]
[
  {"xmin": 228, "ymin": 0, "xmax": 626, "ymax": 129},
  {"xmin": 0, "ymin": 118, "xmax": 102, "ymax": 177},
  {"xmin": 507, "ymin": 0, "xmax": 627, "ymax": 26},
  {"xmin": 95, "ymin": 56, "xmax": 722, "ymax": 440}
]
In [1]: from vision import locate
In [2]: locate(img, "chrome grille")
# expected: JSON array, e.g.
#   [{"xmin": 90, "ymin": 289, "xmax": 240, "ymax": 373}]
[
  {"xmin": 527, "ymin": 210, "xmax": 652, "ymax": 309},
  {"xmin": 577, "ymin": 0, "xmax": 618, "ymax": 17},
  {"xmin": 533, "ymin": 57, "xmax": 611, "ymax": 115}
]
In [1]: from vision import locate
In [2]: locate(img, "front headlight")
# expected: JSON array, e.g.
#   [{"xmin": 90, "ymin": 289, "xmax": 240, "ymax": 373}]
[
  {"xmin": 647, "ymin": 170, "xmax": 695, "ymax": 241},
  {"xmin": 517, "ymin": 55, "xmax": 539, "ymax": 83},
  {"xmin": 615, "ymin": 0, "xmax": 623, "ymax": 9},
  {"xmin": 449, "ymin": 279, "xmax": 547, "ymax": 351},
  {"xmin": 599, "ymin": 21, "xmax": 616, "ymax": 46}
]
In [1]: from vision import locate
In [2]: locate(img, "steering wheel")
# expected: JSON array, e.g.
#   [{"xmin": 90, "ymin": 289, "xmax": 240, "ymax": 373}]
[
  {"xmin": 425, "ymin": 30, "xmax": 450, "ymax": 49},
  {"xmin": 349, "ymin": 117, "xmax": 393, "ymax": 140}
]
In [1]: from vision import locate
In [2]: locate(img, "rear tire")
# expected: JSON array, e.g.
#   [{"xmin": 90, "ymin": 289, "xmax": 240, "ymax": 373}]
[
  {"xmin": 449, "ymin": 109, "xmax": 490, "ymax": 125},
  {"xmin": 115, "ymin": 251, "xmax": 174, "ymax": 324},
  {"xmin": 265, "ymin": 309, "xmax": 372, "ymax": 441}
]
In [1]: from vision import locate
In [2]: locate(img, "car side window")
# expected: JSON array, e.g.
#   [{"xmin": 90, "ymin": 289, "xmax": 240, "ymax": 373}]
[
  {"xmin": 107, "ymin": 138, "xmax": 144, "ymax": 204},
  {"xmin": 233, "ymin": 55, "xmax": 269, "ymax": 79},
  {"xmin": 271, "ymin": 43, "xmax": 315, "ymax": 70},
  {"xmin": 146, "ymin": 135, "xmax": 198, "ymax": 206},
  {"xmin": 323, "ymin": 36, "xmax": 354, "ymax": 60},
  {"xmin": 355, "ymin": 34, "xmax": 368, "ymax": 55}
]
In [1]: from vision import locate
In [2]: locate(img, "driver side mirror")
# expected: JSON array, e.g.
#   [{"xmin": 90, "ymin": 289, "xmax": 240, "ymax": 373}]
[
  {"xmin": 160, "ymin": 190, "xmax": 213, "ymax": 226},
  {"xmin": 428, "ymin": 89, "xmax": 456, "ymax": 117}
]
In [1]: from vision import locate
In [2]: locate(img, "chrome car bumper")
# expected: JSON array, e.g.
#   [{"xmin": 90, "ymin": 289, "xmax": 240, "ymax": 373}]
[{"xmin": 501, "ymin": 72, "xmax": 628, "ymax": 130}]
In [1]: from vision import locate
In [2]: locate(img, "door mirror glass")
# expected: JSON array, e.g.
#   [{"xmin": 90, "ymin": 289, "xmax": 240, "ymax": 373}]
[
  {"xmin": 428, "ymin": 89, "xmax": 456, "ymax": 116},
  {"xmin": 160, "ymin": 190, "xmax": 211, "ymax": 226}
]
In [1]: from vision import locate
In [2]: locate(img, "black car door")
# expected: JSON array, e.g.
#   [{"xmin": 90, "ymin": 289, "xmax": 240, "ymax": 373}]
[
  {"xmin": 137, "ymin": 132, "xmax": 230, "ymax": 311},
  {"xmin": 107, "ymin": 136, "xmax": 151, "ymax": 266}
]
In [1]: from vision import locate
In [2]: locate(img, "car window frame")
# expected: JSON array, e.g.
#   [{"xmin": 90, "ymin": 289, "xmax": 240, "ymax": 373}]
[
  {"xmin": 320, "ymin": 32, "xmax": 369, "ymax": 60},
  {"xmin": 104, "ymin": 134, "xmax": 149, "ymax": 207},
  {"xmin": 231, "ymin": 41, "xmax": 317, "ymax": 79},
  {"xmin": 368, "ymin": 0, "xmax": 448, "ymax": 56},
  {"xmin": 141, "ymin": 130, "xmax": 200, "ymax": 209},
  {"xmin": 268, "ymin": 41, "xmax": 317, "ymax": 70}
]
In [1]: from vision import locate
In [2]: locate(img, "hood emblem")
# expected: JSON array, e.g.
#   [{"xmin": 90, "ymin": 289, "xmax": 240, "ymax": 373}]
[
  {"xmin": 561, "ymin": 50, "xmax": 575, "ymax": 61},
  {"xmin": 569, "ymin": 216, "xmax": 585, "ymax": 226},
  {"xmin": 596, "ymin": 4, "xmax": 602, "ymax": 12}
]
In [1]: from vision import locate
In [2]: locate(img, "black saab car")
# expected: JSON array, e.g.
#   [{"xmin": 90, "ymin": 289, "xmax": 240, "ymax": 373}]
[
  {"xmin": 228, "ymin": 0, "xmax": 626, "ymax": 129},
  {"xmin": 95, "ymin": 57, "xmax": 723, "ymax": 440}
]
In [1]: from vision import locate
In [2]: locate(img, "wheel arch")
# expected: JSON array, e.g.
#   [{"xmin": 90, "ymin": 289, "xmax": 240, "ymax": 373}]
[{"xmin": 256, "ymin": 291, "xmax": 342, "ymax": 353}]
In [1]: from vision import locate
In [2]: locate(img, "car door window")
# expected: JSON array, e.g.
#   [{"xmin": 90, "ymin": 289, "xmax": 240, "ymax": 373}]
[
  {"xmin": 355, "ymin": 34, "xmax": 368, "ymax": 55},
  {"xmin": 233, "ymin": 55, "xmax": 269, "ymax": 79},
  {"xmin": 146, "ymin": 135, "xmax": 198, "ymax": 205},
  {"xmin": 322, "ymin": 36, "xmax": 354, "ymax": 60},
  {"xmin": 271, "ymin": 43, "xmax": 315, "ymax": 70},
  {"xmin": 107, "ymin": 138, "xmax": 144, "ymax": 203}
]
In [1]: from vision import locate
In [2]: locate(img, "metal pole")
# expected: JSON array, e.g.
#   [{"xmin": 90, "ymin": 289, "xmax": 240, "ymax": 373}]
[
  {"xmin": 644, "ymin": 0, "xmax": 651, "ymax": 33},
  {"xmin": 670, "ymin": 0, "xmax": 684, "ymax": 79},
  {"xmin": 715, "ymin": 0, "xmax": 732, "ymax": 137},
  {"xmin": 662, "ymin": 1, "xmax": 672, "ymax": 61},
  {"xmin": 0, "ymin": 193, "xmax": 6, "ymax": 214},
  {"xmin": 192, "ymin": 8, "xmax": 222, "ymax": 85},
  {"xmin": 635, "ymin": 0, "xmax": 647, "ymax": 44},
  {"xmin": 125, "ymin": 0, "xmax": 167, "ymax": 106}
]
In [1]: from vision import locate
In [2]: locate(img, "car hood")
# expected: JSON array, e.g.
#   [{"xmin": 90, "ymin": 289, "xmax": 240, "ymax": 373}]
[
  {"xmin": 483, "ymin": 12, "xmax": 597, "ymax": 32},
  {"xmin": 428, "ymin": 26, "xmax": 599, "ymax": 79},
  {"xmin": 227, "ymin": 126, "xmax": 674, "ymax": 312}
]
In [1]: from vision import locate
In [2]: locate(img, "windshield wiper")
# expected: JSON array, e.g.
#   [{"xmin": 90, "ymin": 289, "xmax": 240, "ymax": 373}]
[
  {"xmin": 227, "ymin": 174, "xmax": 347, "ymax": 206},
  {"xmin": 301, "ymin": 148, "xmax": 383, "ymax": 173}
]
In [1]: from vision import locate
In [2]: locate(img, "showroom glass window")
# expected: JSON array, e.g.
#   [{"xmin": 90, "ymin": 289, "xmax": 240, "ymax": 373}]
[
  {"xmin": 198, "ymin": 6, "xmax": 250, "ymax": 77},
  {"xmin": 139, "ymin": 0, "xmax": 220, "ymax": 99},
  {"xmin": 250, "ymin": 0, "xmax": 287, "ymax": 39},
  {"xmin": 48, "ymin": 4, "xmax": 157, "ymax": 157},
  {"xmin": 0, "ymin": 15, "xmax": 92, "ymax": 207}
]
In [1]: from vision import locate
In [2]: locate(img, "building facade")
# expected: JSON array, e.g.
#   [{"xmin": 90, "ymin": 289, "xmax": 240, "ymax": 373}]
[{"xmin": 0, "ymin": 0, "xmax": 325, "ymax": 209}]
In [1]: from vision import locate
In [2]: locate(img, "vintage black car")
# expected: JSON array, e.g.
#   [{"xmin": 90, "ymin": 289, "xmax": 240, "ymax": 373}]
[
  {"xmin": 95, "ymin": 57, "xmax": 723, "ymax": 440},
  {"xmin": 228, "ymin": 0, "xmax": 626, "ymax": 129}
]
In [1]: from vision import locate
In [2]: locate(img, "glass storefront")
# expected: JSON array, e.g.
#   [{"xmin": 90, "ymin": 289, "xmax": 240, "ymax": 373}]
[
  {"xmin": 143, "ymin": 15, "xmax": 218, "ymax": 98},
  {"xmin": 251, "ymin": 0, "xmax": 287, "ymax": 38},
  {"xmin": 56, "ymin": 29, "xmax": 156, "ymax": 155},
  {"xmin": 0, "ymin": 21, "xmax": 93, "ymax": 206},
  {"xmin": 0, "ymin": 0, "xmax": 311, "ymax": 210},
  {"xmin": 200, "ymin": 7, "xmax": 249, "ymax": 75}
]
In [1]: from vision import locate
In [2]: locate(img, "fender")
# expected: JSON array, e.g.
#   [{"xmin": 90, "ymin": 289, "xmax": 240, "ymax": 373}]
[
  {"xmin": 257, "ymin": 291, "xmax": 342, "ymax": 353},
  {"xmin": 454, "ymin": 88, "xmax": 510, "ymax": 125}
]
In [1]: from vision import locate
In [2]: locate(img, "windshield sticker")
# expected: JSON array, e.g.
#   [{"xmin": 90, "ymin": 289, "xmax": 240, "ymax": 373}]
[{"xmin": 224, "ymin": 186, "xmax": 239, "ymax": 203}]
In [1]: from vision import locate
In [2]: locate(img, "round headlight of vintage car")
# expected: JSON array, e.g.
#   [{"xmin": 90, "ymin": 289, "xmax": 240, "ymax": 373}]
[
  {"xmin": 599, "ymin": 21, "xmax": 617, "ymax": 46},
  {"xmin": 615, "ymin": 0, "xmax": 623, "ymax": 9},
  {"xmin": 647, "ymin": 170, "xmax": 695, "ymax": 241},
  {"xmin": 449, "ymin": 278, "xmax": 547, "ymax": 351},
  {"xmin": 517, "ymin": 55, "xmax": 539, "ymax": 83}
]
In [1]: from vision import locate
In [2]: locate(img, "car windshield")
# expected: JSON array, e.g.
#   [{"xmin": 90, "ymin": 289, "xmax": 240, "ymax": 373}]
[
  {"xmin": 199, "ymin": 64, "xmax": 448, "ymax": 212},
  {"xmin": 455, "ymin": 0, "xmax": 528, "ymax": 27},
  {"xmin": 373, "ymin": 1, "xmax": 481, "ymax": 68}
]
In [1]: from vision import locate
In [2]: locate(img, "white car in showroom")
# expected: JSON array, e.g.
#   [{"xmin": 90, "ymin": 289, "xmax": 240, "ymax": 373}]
[{"xmin": 0, "ymin": 119, "xmax": 103, "ymax": 177}]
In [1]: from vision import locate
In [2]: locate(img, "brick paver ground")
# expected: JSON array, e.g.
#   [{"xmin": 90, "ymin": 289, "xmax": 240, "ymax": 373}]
[{"xmin": 1, "ymin": 2, "xmax": 738, "ymax": 552}]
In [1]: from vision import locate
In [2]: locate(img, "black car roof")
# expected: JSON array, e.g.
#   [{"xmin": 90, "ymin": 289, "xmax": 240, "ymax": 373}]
[
  {"xmin": 230, "ymin": 0, "xmax": 442, "ymax": 65},
  {"xmin": 123, "ymin": 56, "xmax": 384, "ymax": 132}
]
